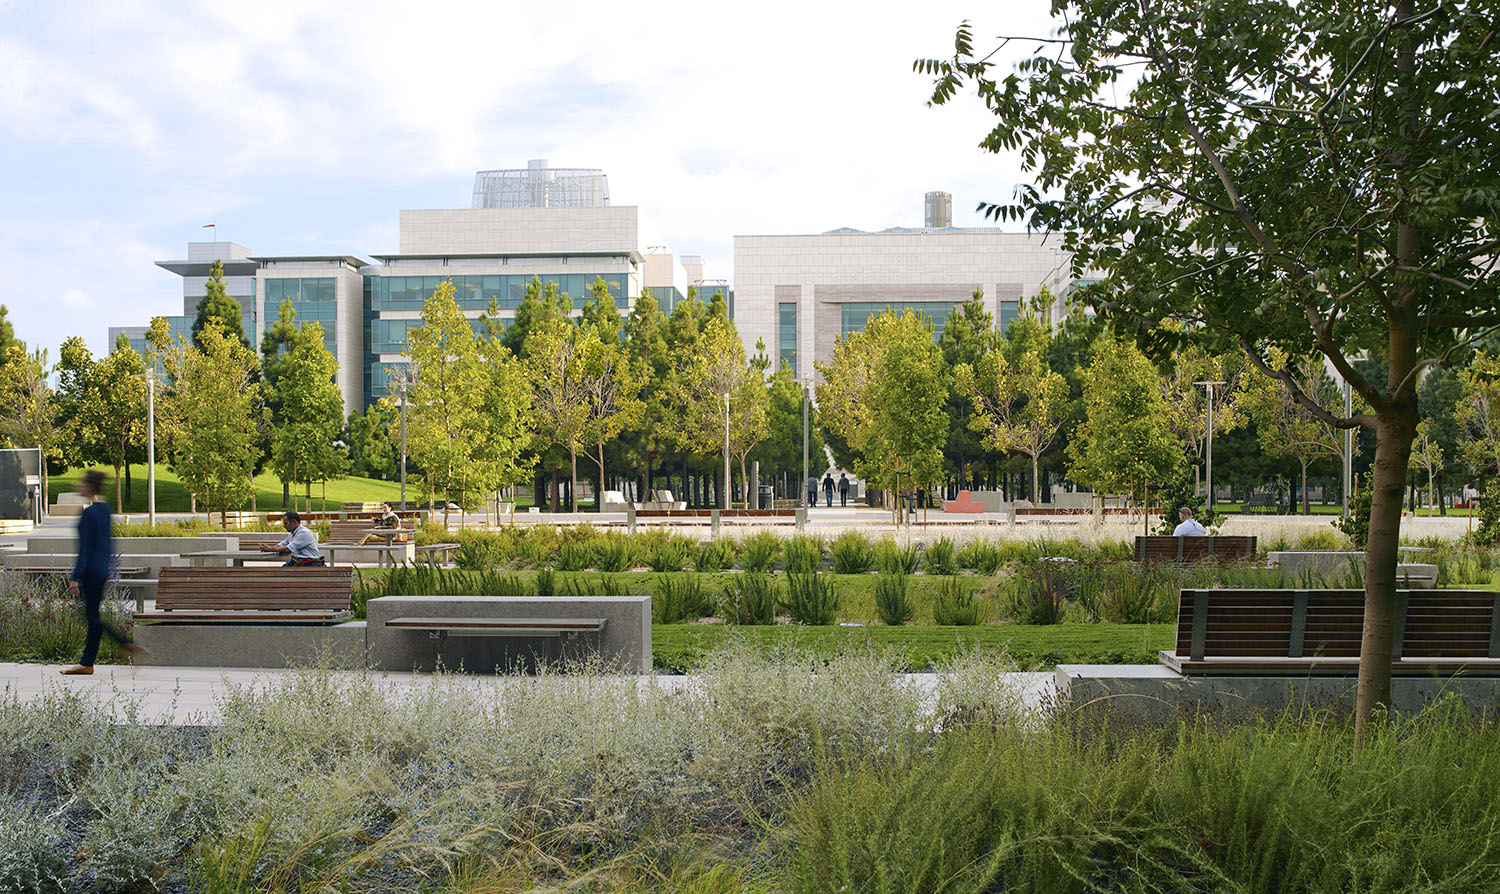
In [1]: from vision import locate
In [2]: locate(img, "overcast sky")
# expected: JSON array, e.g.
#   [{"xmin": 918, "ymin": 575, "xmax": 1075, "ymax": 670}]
[{"xmin": 0, "ymin": 0, "xmax": 1059, "ymax": 357}]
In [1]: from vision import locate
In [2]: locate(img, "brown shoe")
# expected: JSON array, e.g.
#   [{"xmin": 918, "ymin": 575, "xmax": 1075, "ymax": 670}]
[{"xmin": 59, "ymin": 665, "xmax": 94, "ymax": 675}]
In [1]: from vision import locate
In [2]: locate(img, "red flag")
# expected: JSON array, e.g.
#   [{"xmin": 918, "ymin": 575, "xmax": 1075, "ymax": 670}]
[{"xmin": 202, "ymin": 223, "xmax": 215, "ymax": 228}]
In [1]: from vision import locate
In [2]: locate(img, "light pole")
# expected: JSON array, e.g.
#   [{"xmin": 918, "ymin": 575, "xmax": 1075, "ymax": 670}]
[
  {"xmin": 1194, "ymin": 380, "xmax": 1224, "ymax": 515},
  {"xmin": 722, "ymin": 393, "xmax": 732, "ymax": 510},
  {"xmin": 800, "ymin": 378, "xmax": 810, "ymax": 509},
  {"xmin": 140, "ymin": 368, "xmax": 157, "ymax": 526},
  {"xmin": 1343, "ymin": 379, "xmax": 1353, "ymax": 516},
  {"xmin": 398, "ymin": 381, "xmax": 407, "ymax": 509}
]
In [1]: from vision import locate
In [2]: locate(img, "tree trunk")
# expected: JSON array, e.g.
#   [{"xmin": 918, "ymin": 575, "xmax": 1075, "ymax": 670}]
[
  {"xmin": 124, "ymin": 462, "xmax": 132, "ymax": 506},
  {"xmin": 1030, "ymin": 453, "xmax": 1040, "ymax": 505},
  {"xmin": 569, "ymin": 442, "xmax": 578, "ymax": 512},
  {"xmin": 1358, "ymin": 408, "xmax": 1417, "ymax": 744},
  {"xmin": 1301, "ymin": 460, "xmax": 1310, "ymax": 515},
  {"xmin": 251, "ymin": 471, "xmax": 257, "ymax": 512},
  {"xmin": 113, "ymin": 462, "xmax": 123, "ymax": 513},
  {"xmin": 282, "ymin": 479, "xmax": 289, "ymax": 510},
  {"xmin": 549, "ymin": 468, "xmax": 561, "ymax": 514}
]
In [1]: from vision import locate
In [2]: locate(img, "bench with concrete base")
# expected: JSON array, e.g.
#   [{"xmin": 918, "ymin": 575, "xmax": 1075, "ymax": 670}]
[
  {"xmin": 1161, "ymin": 587, "xmax": 1500, "ymax": 676},
  {"xmin": 1134, "ymin": 535, "xmax": 1257, "ymax": 563},
  {"xmin": 367, "ymin": 595, "xmax": 649, "ymax": 673},
  {"xmin": 134, "ymin": 566, "xmax": 354, "ymax": 623}
]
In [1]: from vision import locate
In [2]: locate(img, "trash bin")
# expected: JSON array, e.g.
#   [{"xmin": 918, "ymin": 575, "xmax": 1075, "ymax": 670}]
[{"xmin": 758, "ymin": 485, "xmax": 774, "ymax": 510}]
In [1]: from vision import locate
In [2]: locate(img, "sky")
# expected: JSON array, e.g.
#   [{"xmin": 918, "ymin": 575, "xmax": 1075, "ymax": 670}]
[{"xmin": 0, "ymin": 0, "xmax": 1060, "ymax": 358}]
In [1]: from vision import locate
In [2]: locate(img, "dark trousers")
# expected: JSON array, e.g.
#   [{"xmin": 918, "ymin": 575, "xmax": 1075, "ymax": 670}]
[
  {"xmin": 840, "ymin": 490, "xmax": 848, "ymax": 506},
  {"xmin": 824, "ymin": 489, "xmax": 833, "ymax": 507},
  {"xmin": 808, "ymin": 490, "xmax": 817, "ymax": 506},
  {"xmin": 78, "ymin": 575, "xmax": 129, "ymax": 666}
]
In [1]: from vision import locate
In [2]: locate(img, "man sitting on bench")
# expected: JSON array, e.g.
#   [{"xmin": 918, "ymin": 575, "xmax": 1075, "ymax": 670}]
[
  {"xmin": 260, "ymin": 510, "xmax": 326, "ymax": 566},
  {"xmin": 1173, "ymin": 506, "xmax": 1207, "ymax": 537}
]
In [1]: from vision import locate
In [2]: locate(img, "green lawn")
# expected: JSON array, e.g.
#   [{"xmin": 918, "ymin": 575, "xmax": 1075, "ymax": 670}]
[
  {"xmin": 652, "ymin": 623, "xmax": 1173, "ymax": 673},
  {"xmin": 48, "ymin": 464, "xmax": 406, "ymax": 514}
]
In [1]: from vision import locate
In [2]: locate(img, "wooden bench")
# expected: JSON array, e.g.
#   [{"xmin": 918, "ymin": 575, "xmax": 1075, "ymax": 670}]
[
  {"xmin": 328, "ymin": 520, "xmax": 387, "ymax": 545},
  {"xmin": 416, "ymin": 542, "xmax": 460, "ymax": 561},
  {"xmin": 1135, "ymin": 535, "xmax": 1257, "ymax": 563},
  {"xmin": 3, "ymin": 565, "xmax": 147, "ymax": 577},
  {"xmin": 134, "ymin": 566, "xmax": 354, "ymax": 623},
  {"xmin": 1160, "ymin": 588, "xmax": 1500, "ymax": 675}
]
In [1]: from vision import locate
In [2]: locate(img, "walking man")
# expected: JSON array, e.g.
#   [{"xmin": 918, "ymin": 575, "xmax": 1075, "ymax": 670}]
[
  {"xmin": 806, "ymin": 475, "xmax": 818, "ymax": 508},
  {"xmin": 1173, "ymin": 506, "xmax": 1208, "ymax": 536},
  {"xmin": 822, "ymin": 473, "xmax": 835, "ymax": 508},
  {"xmin": 838, "ymin": 473, "xmax": 850, "ymax": 507},
  {"xmin": 260, "ymin": 510, "xmax": 326, "ymax": 566},
  {"xmin": 61, "ymin": 470, "xmax": 143, "ymax": 675}
]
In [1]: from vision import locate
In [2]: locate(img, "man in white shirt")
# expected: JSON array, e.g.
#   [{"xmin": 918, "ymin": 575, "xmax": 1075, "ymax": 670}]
[
  {"xmin": 260, "ymin": 510, "xmax": 325, "ymax": 566},
  {"xmin": 1173, "ymin": 507, "xmax": 1208, "ymax": 537}
]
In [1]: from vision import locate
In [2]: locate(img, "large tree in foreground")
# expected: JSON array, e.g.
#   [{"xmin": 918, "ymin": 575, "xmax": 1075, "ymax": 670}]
[{"xmin": 920, "ymin": 0, "xmax": 1500, "ymax": 742}]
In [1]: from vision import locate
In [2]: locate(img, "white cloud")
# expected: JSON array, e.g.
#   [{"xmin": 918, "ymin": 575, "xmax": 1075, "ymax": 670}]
[
  {"xmin": 58, "ymin": 289, "xmax": 94, "ymax": 309},
  {"xmin": 0, "ymin": 0, "xmax": 1062, "ymax": 351}
]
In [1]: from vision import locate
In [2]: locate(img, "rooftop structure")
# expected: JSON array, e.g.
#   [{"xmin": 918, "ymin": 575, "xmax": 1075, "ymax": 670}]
[{"xmin": 471, "ymin": 159, "xmax": 610, "ymax": 209}]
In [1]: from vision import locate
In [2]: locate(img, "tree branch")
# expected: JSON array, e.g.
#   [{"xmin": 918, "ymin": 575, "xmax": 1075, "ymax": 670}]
[
  {"xmin": 1390, "ymin": 324, "xmax": 1500, "ymax": 397},
  {"xmin": 1242, "ymin": 338, "xmax": 1374, "ymax": 429}
]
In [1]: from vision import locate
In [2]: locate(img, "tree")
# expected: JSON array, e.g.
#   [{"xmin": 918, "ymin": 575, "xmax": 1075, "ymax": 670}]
[
  {"xmin": 919, "ymin": 1, "xmax": 1500, "ymax": 739},
  {"xmin": 175, "ymin": 323, "xmax": 264, "ymax": 525},
  {"xmin": 399, "ymin": 281, "xmax": 489, "ymax": 524},
  {"xmin": 818, "ymin": 310, "xmax": 947, "ymax": 507},
  {"xmin": 938, "ymin": 288, "xmax": 999, "ymax": 494},
  {"xmin": 346, "ymin": 406, "xmax": 397, "ymax": 480},
  {"xmin": 1154, "ymin": 331, "xmax": 1247, "ymax": 495},
  {"xmin": 1417, "ymin": 366, "xmax": 1466, "ymax": 513},
  {"xmin": 1066, "ymin": 338, "xmax": 1183, "ymax": 511},
  {"xmin": 1457, "ymin": 351, "xmax": 1500, "ymax": 478},
  {"xmin": 751, "ymin": 367, "xmax": 826, "ymax": 497},
  {"xmin": 474, "ymin": 333, "xmax": 535, "ymax": 513},
  {"xmin": 55, "ymin": 337, "xmax": 146, "ymax": 511},
  {"xmin": 580, "ymin": 275, "xmax": 623, "ymax": 344},
  {"xmin": 670, "ymin": 315, "xmax": 768, "ymax": 507},
  {"xmin": 956, "ymin": 326, "xmax": 1069, "ymax": 503},
  {"xmin": 270, "ymin": 322, "xmax": 346, "ymax": 510},
  {"xmin": 191, "ymin": 258, "xmax": 249, "ymax": 349},
  {"xmin": 1408, "ymin": 418, "xmax": 1443, "ymax": 512},
  {"xmin": 524, "ymin": 317, "xmax": 594, "ymax": 512},
  {"xmin": 502, "ymin": 275, "xmax": 567, "ymax": 359},
  {"xmin": 620, "ymin": 292, "xmax": 674, "ymax": 500},
  {"xmin": 579, "ymin": 335, "xmax": 644, "ymax": 502},
  {"xmin": 0, "ymin": 345, "xmax": 57, "ymax": 500},
  {"xmin": 1242, "ymin": 352, "xmax": 1349, "ymax": 515}
]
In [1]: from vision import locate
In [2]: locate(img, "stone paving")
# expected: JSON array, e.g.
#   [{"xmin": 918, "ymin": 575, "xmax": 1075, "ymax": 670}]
[{"xmin": 0, "ymin": 661, "xmax": 1059, "ymax": 725}]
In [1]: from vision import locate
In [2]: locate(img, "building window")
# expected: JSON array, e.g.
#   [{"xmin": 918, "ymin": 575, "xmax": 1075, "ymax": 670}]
[
  {"xmin": 999, "ymin": 300, "xmax": 1020, "ymax": 334},
  {"xmin": 778, "ymin": 302, "xmax": 797, "ymax": 376},
  {"xmin": 264, "ymin": 277, "xmax": 338, "ymax": 352},
  {"xmin": 838, "ymin": 301, "xmax": 958, "ymax": 341}
]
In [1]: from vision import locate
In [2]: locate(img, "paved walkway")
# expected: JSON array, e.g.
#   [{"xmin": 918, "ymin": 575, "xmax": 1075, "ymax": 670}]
[{"xmin": 0, "ymin": 662, "xmax": 1058, "ymax": 725}]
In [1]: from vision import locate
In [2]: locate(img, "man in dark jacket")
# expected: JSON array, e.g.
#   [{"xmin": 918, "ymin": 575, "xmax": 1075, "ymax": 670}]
[
  {"xmin": 822, "ymin": 473, "xmax": 835, "ymax": 507},
  {"xmin": 838, "ymin": 473, "xmax": 850, "ymax": 506},
  {"xmin": 61, "ymin": 470, "xmax": 143, "ymax": 675}
]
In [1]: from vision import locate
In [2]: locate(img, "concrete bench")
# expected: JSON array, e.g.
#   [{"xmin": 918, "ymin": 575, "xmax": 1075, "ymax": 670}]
[{"xmin": 366, "ymin": 595, "xmax": 650, "ymax": 673}]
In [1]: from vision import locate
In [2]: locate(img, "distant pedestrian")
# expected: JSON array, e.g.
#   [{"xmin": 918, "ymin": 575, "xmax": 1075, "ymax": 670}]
[
  {"xmin": 822, "ymin": 473, "xmax": 835, "ymax": 507},
  {"xmin": 61, "ymin": 470, "xmax": 143, "ymax": 675},
  {"xmin": 1173, "ymin": 507, "xmax": 1207, "ymax": 537},
  {"xmin": 260, "ymin": 510, "xmax": 326, "ymax": 566},
  {"xmin": 806, "ymin": 475, "xmax": 818, "ymax": 507},
  {"xmin": 838, "ymin": 473, "xmax": 850, "ymax": 506}
]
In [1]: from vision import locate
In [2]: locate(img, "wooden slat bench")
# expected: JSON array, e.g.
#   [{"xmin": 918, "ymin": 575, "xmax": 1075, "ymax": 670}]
[
  {"xmin": 1161, "ymin": 588, "xmax": 1500, "ymax": 675},
  {"xmin": 134, "ymin": 566, "xmax": 354, "ymax": 623},
  {"xmin": 1135, "ymin": 535, "xmax": 1257, "ymax": 563}
]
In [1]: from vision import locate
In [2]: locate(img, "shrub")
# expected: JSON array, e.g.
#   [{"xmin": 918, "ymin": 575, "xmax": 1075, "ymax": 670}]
[
  {"xmin": 646, "ymin": 536, "xmax": 694, "ymax": 573},
  {"xmin": 738, "ymin": 532, "xmax": 781, "ymax": 573},
  {"xmin": 594, "ymin": 535, "xmax": 637, "ymax": 573},
  {"xmin": 874, "ymin": 571, "xmax": 913, "ymax": 626},
  {"xmin": 554, "ymin": 540, "xmax": 593, "ymax": 572},
  {"xmin": 1334, "ymin": 486, "xmax": 1372, "ymax": 548},
  {"xmin": 454, "ymin": 535, "xmax": 506, "ymax": 570},
  {"xmin": 1296, "ymin": 529, "xmax": 1348, "ymax": 550},
  {"xmin": 931, "ymin": 577, "xmax": 982, "ymax": 626},
  {"xmin": 830, "ymin": 531, "xmax": 875, "ymax": 574},
  {"xmin": 694, "ymin": 539, "xmax": 737, "ymax": 573},
  {"xmin": 956, "ymin": 540, "xmax": 1004, "ymax": 575},
  {"xmin": 874, "ymin": 538, "xmax": 921, "ymax": 575},
  {"xmin": 1095, "ymin": 564, "xmax": 1174, "ymax": 625},
  {"xmin": 1005, "ymin": 562, "xmax": 1068, "ymax": 625},
  {"xmin": 534, "ymin": 567, "xmax": 556, "ymax": 597},
  {"xmin": 561, "ymin": 574, "xmax": 632, "ymax": 597},
  {"xmin": 783, "ymin": 535, "xmax": 825, "ymax": 574},
  {"xmin": 781, "ymin": 572, "xmax": 840, "ymax": 625},
  {"xmin": 923, "ymin": 537, "xmax": 958, "ymax": 575},
  {"xmin": 653, "ymin": 575, "xmax": 711, "ymax": 624},
  {"xmin": 0, "ymin": 807, "xmax": 66, "ymax": 894},
  {"xmin": 0, "ymin": 574, "xmax": 133, "ymax": 664},
  {"xmin": 722, "ymin": 573, "xmax": 776, "ymax": 625}
]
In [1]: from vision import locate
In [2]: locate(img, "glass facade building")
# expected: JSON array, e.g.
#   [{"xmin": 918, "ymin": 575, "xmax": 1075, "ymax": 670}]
[
  {"xmin": 368, "ymin": 274, "xmax": 628, "ymax": 312},
  {"xmin": 265, "ymin": 277, "xmax": 338, "ymax": 351}
]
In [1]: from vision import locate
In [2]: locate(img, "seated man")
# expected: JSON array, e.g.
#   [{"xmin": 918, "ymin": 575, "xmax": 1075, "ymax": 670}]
[
  {"xmin": 1173, "ymin": 506, "xmax": 1208, "ymax": 537},
  {"xmin": 260, "ymin": 510, "xmax": 325, "ymax": 566}
]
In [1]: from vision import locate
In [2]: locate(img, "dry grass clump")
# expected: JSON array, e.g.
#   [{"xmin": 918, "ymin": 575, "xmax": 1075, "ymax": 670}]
[{"xmin": 0, "ymin": 643, "xmax": 1017, "ymax": 892}]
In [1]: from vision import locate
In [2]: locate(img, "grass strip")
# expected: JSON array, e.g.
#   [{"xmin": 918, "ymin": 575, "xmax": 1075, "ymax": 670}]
[{"xmin": 651, "ymin": 622, "xmax": 1173, "ymax": 673}]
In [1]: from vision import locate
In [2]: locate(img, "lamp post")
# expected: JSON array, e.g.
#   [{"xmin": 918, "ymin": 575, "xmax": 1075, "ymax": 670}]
[
  {"xmin": 800, "ymin": 378, "xmax": 810, "ymax": 509},
  {"xmin": 1343, "ymin": 379, "xmax": 1353, "ymax": 516},
  {"xmin": 145, "ymin": 368, "xmax": 156, "ymax": 526},
  {"xmin": 398, "ymin": 380, "xmax": 407, "ymax": 509},
  {"xmin": 1194, "ymin": 380, "xmax": 1224, "ymax": 515},
  {"xmin": 722, "ymin": 393, "xmax": 732, "ymax": 510}
]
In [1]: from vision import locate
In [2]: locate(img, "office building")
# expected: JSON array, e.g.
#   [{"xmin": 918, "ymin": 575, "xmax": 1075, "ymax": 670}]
[{"xmin": 734, "ymin": 203, "xmax": 1077, "ymax": 380}]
